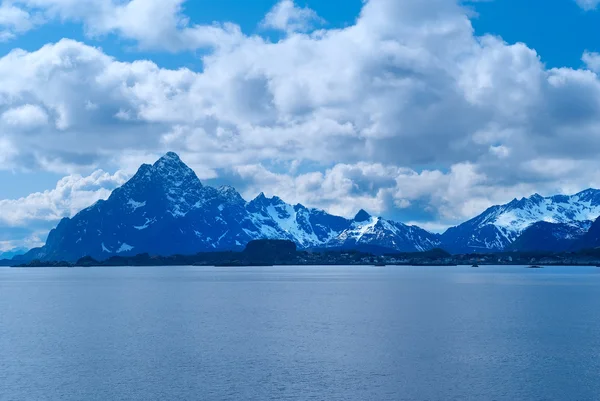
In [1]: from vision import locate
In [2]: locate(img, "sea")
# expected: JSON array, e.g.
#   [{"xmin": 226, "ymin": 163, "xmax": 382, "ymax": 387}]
[{"xmin": 2, "ymin": 265, "xmax": 600, "ymax": 401}]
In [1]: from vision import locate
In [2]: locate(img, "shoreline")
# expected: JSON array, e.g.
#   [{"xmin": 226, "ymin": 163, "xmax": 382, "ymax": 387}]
[{"xmin": 4, "ymin": 263, "xmax": 597, "ymax": 268}]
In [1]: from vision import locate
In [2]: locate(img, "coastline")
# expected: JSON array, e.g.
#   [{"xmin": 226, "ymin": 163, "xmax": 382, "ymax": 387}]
[{"xmin": 8, "ymin": 240, "xmax": 600, "ymax": 268}]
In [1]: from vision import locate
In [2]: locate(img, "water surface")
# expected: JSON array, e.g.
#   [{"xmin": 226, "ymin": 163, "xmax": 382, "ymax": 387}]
[{"xmin": 2, "ymin": 265, "xmax": 600, "ymax": 401}]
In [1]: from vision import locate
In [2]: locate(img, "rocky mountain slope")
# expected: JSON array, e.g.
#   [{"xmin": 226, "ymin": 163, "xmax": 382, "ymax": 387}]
[
  {"xmin": 506, "ymin": 221, "xmax": 591, "ymax": 253},
  {"xmin": 572, "ymin": 216, "xmax": 600, "ymax": 250},
  {"xmin": 23, "ymin": 153, "xmax": 441, "ymax": 261}
]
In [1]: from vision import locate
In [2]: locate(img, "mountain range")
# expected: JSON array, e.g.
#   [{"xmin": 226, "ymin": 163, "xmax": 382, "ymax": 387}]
[
  {"xmin": 441, "ymin": 191, "xmax": 600, "ymax": 254},
  {"xmin": 16, "ymin": 152, "xmax": 600, "ymax": 262},
  {"xmin": 20, "ymin": 153, "xmax": 440, "ymax": 261}
]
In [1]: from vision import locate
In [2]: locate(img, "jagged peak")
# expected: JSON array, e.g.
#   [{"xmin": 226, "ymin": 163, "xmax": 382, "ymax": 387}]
[
  {"xmin": 218, "ymin": 185, "xmax": 236, "ymax": 193},
  {"xmin": 216, "ymin": 185, "xmax": 245, "ymax": 203},
  {"xmin": 354, "ymin": 209, "xmax": 371, "ymax": 222},
  {"xmin": 126, "ymin": 163, "xmax": 153, "ymax": 181},
  {"xmin": 251, "ymin": 192, "xmax": 284, "ymax": 205},
  {"xmin": 156, "ymin": 151, "xmax": 181, "ymax": 163},
  {"xmin": 149, "ymin": 151, "xmax": 202, "ymax": 185},
  {"xmin": 154, "ymin": 152, "xmax": 188, "ymax": 171}
]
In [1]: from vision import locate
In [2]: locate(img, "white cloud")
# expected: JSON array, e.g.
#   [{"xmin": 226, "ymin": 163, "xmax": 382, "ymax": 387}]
[
  {"xmin": 262, "ymin": 0, "xmax": 324, "ymax": 33},
  {"xmin": 0, "ymin": 169, "xmax": 129, "ymax": 226},
  {"xmin": 0, "ymin": 231, "xmax": 47, "ymax": 251},
  {"xmin": 583, "ymin": 51, "xmax": 600, "ymax": 72},
  {"xmin": 2, "ymin": 104, "xmax": 49, "ymax": 129},
  {"xmin": 0, "ymin": 2, "xmax": 38, "ymax": 41},
  {"xmin": 575, "ymin": 0, "xmax": 600, "ymax": 10},
  {"xmin": 13, "ymin": 0, "xmax": 243, "ymax": 51}
]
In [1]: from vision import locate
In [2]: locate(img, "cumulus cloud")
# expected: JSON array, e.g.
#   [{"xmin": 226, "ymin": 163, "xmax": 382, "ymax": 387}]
[
  {"xmin": 0, "ymin": 2, "xmax": 39, "ymax": 41},
  {"xmin": 2, "ymin": 0, "xmax": 600, "ymax": 243},
  {"xmin": 262, "ymin": 0, "xmax": 324, "ymax": 33},
  {"xmin": 2, "ymin": 104, "xmax": 49, "ymax": 129},
  {"xmin": 0, "ymin": 169, "xmax": 128, "ymax": 227},
  {"xmin": 10, "ymin": 0, "xmax": 243, "ymax": 51},
  {"xmin": 583, "ymin": 51, "xmax": 600, "ymax": 72}
]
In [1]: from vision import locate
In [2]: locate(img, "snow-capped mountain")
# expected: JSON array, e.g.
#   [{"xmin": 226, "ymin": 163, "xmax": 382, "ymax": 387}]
[
  {"xmin": 23, "ymin": 152, "xmax": 441, "ymax": 261},
  {"xmin": 441, "ymin": 191, "xmax": 600, "ymax": 253},
  {"xmin": 328, "ymin": 209, "xmax": 440, "ymax": 252}
]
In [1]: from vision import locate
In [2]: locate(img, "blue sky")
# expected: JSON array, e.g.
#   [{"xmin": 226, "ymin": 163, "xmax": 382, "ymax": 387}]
[
  {"xmin": 471, "ymin": 0, "xmax": 600, "ymax": 69},
  {"xmin": 2, "ymin": 0, "xmax": 600, "ymax": 249}
]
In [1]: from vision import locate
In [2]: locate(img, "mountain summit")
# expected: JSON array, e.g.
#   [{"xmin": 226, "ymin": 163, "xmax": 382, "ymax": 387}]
[{"xmin": 23, "ymin": 152, "xmax": 441, "ymax": 261}]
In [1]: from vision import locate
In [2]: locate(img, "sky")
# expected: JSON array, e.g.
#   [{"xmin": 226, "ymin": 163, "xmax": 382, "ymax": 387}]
[{"xmin": 1, "ymin": 0, "xmax": 600, "ymax": 250}]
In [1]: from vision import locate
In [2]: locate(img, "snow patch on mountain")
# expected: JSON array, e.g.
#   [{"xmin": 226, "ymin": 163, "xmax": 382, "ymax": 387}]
[
  {"xmin": 265, "ymin": 203, "xmax": 320, "ymax": 247},
  {"xmin": 128, "ymin": 199, "xmax": 146, "ymax": 211},
  {"xmin": 134, "ymin": 217, "xmax": 155, "ymax": 230},
  {"xmin": 338, "ymin": 216, "xmax": 379, "ymax": 242},
  {"xmin": 117, "ymin": 243, "xmax": 134, "ymax": 253}
]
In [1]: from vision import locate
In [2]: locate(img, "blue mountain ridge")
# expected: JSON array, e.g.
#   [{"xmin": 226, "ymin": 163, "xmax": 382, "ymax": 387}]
[
  {"xmin": 19, "ymin": 153, "xmax": 600, "ymax": 261},
  {"xmin": 22, "ymin": 153, "xmax": 441, "ymax": 261}
]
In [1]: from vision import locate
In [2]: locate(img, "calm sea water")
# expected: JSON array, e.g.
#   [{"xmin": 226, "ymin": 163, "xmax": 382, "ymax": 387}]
[{"xmin": 2, "ymin": 265, "xmax": 600, "ymax": 401}]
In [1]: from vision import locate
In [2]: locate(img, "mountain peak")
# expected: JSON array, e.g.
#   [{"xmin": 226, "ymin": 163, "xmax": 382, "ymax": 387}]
[
  {"xmin": 354, "ymin": 209, "xmax": 371, "ymax": 222},
  {"xmin": 218, "ymin": 185, "xmax": 237, "ymax": 194},
  {"xmin": 216, "ymin": 185, "xmax": 245, "ymax": 204},
  {"xmin": 252, "ymin": 192, "xmax": 283, "ymax": 204},
  {"xmin": 150, "ymin": 151, "xmax": 202, "ymax": 187},
  {"xmin": 154, "ymin": 151, "xmax": 185, "ymax": 169}
]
